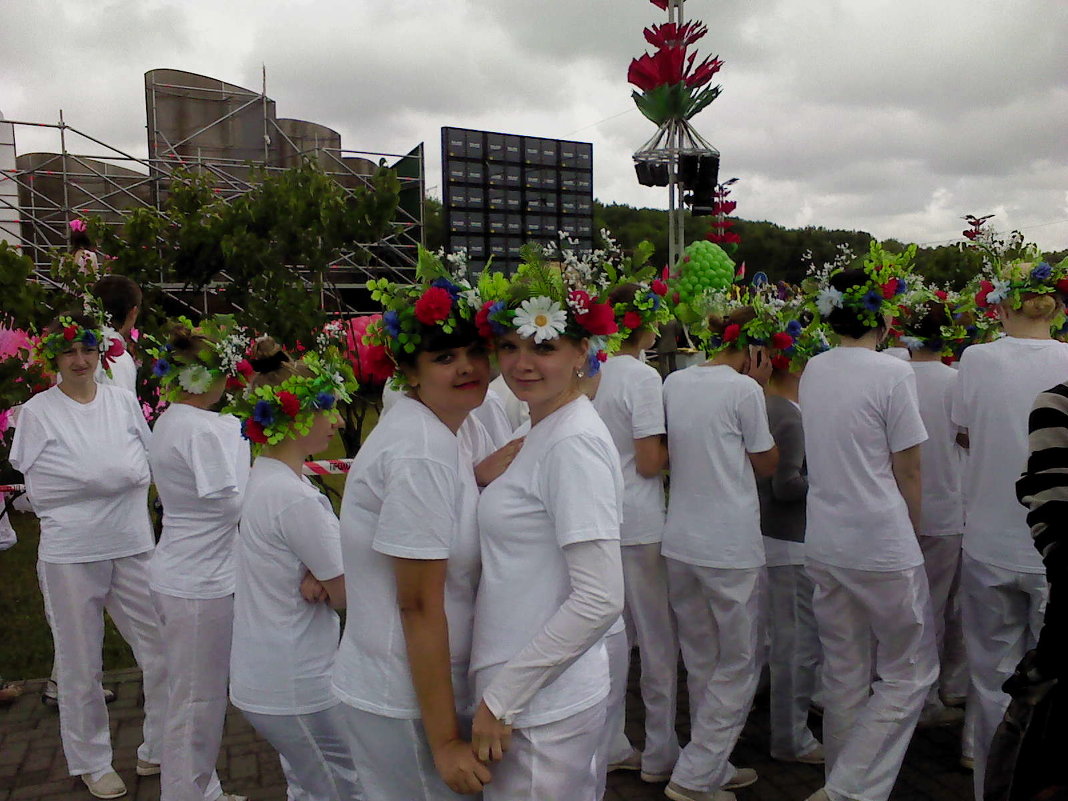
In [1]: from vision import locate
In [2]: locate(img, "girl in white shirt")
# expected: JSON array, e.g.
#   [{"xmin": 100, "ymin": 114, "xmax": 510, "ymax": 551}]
[
  {"xmin": 147, "ymin": 319, "xmax": 251, "ymax": 801},
  {"xmin": 800, "ymin": 257, "xmax": 938, "ymax": 801},
  {"xmin": 228, "ymin": 337, "xmax": 360, "ymax": 801},
  {"xmin": 334, "ymin": 272, "xmax": 501, "ymax": 801},
  {"xmin": 661, "ymin": 299, "xmax": 778, "ymax": 801},
  {"xmin": 591, "ymin": 281, "xmax": 679, "ymax": 785},
  {"xmin": 951, "ymin": 257, "xmax": 1068, "ymax": 799},
  {"xmin": 470, "ymin": 260, "xmax": 625, "ymax": 801},
  {"xmin": 10, "ymin": 313, "xmax": 166, "ymax": 801}
]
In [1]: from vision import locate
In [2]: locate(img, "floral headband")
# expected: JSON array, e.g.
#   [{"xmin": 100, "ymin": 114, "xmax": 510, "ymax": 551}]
[
  {"xmin": 474, "ymin": 233, "xmax": 646, "ymax": 376},
  {"xmin": 808, "ymin": 241, "xmax": 916, "ymax": 328},
  {"xmin": 225, "ymin": 348, "xmax": 358, "ymax": 446},
  {"xmin": 971, "ymin": 254, "xmax": 1068, "ymax": 314},
  {"xmin": 147, "ymin": 315, "xmax": 251, "ymax": 401},
  {"xmin": 31, "ymin": 315, "xmax": 126, "ymax": 376}
]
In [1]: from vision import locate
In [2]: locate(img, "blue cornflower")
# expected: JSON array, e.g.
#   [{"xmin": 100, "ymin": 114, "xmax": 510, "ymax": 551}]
[
  {"xmin": 81, "ymin": 331, "xmax": 98, "ymax": 349},
  {"xmin": 383, "ymin": 310, "xmax": 402, "ymax": 338},
  {"xmin": 152, "ymin": 359, "xmax": 171, "ymax": 377},
  {"xmin": 1032, "ymin": 262, "xmax": 1053, "ymax": 281},
  {"xmin": 487, "ymin": 301, "xmax": 509, "ymax": 335},
  {"xmin": 862, "ymin": 290, "xmax": 883, "ymax": 312},
  {"xmin": 786, "ymin": 320, "xmax": 803, "ymax": 337},
  {"xmin": 253, "ymin": 400, "xmax": 276, "ymax": 426},
  {"xmin": 314, "ymin": 392, "xmax": 336, "ymax": 410},
  {"xmin": 895, "ymin": 279, "xmax": 908, "ymax": 295},
  {"xmin": 646, "ymin": 291, "xmax": 662, "ymax": 311},
  {"xmin": 431, "ymin": 278, "xmax": 462, "ymax": 300}
]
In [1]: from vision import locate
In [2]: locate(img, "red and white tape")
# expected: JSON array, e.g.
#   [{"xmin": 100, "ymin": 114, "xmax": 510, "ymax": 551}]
[
  {"xmin": 301, "ymin": 459, "xmax": 353, "ymax": 477},
  {"xmin": 0, "ymin": 485, "xmax": 25, "ymax": 494}
]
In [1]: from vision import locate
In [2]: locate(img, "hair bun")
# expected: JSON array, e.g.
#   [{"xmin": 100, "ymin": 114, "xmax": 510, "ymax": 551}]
[{"xmin": 249, "ymin": 350, "xmax": 289, "ymax": 374}]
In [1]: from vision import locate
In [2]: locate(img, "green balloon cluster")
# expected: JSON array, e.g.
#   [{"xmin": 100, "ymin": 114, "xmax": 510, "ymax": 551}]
[{"xmin": 672, "ymin": 240, "xmax": 735, "ymax": 306}]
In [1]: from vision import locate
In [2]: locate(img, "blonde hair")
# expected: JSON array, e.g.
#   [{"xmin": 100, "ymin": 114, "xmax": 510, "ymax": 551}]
[
  {"xmin": 1017, "ymin": 293, "xmax": 1059, "ymax": 321},
  {"xmin": 248, "ymin": 336, "xmax": 311, "ymax": 391}
]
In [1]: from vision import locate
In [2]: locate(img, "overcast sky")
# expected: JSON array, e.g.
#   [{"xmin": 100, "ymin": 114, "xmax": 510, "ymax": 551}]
[{"xmin": 2, "ymin": 0, "xmax": 1067, "ymax": 250}]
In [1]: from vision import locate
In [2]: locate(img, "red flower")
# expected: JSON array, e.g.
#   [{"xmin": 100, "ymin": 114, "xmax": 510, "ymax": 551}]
[
  {"xmin": 622, "ymin": 311, "xmax": 642, "ymax": 330},
  {"xmin": 597, "ymin": 351, "xmax": 608, "ymax": 362},
  {"xmin": 628, "ymin": 46, "xmax": 686, "ymax": 91},
  {"xmin": 575, "ymin": 302, "xmax": 619, "ymax": 336},
  {"xmin": 106, "ymin": 337, "xmax": 126, "ymax": 360},
  {"xmin": 713, "ymin": 200, "xmax": 737, "ymax": 216},
  {"xmin": 770, "ymin": 332, "xmax": 795, "ymax": 350},
  {"xmin": 771, "ymin": 355, "xmax": 791, "ymax": 371},
  {"xmin": 277, "ymin": 391, "xmax": 301, "ymax": 418},
  {"xmin": 244, "ymin": 419, "xmax": 268, "ymax": 444},
  {"xmin": 881, "ymin": 279, "xmax": 899, "ymax": 299},
  {"xmin": 414, "ymin": 286, "xmax": 453, "ymax": 325},
  {"xmin": 722, "ymin": 324, "xmax": 741, "ymax": 342},
  {"xmin": 225, "ymin": 375, "xmax": 245, "ymax": 391},
  {"xmin": 934, "ymin": 290, "xmax": 949, "ymax": 301},
  {"xmin": 343, "ymin": 316, "xmax": 394, "ymax": 386},
  {"xmin": 235, "ymin": 359, "xmax": 253, "ymax": 378},
  {"xmin": 649, "ymin": 0, "xmax": 668, "ymax": 9},
  {"xmin": 651, "ymin": 279, "xmax": 668, "ymax": 297},
  {"xmin": 475, "ymin": 301, "xmax": 496, "ymax": 339},
  {"xmin": 975, "ymin": 279, "xmax": 995, "ymax": 308},
  {"xmin": 63, "ymin": 325, "xmax": 78, "ymax": 341},
  {"xmin": 1056, "ymin": 279, "xmax": 1068, "ymax": 295},
  {"xmin": 568, "ymin": 290, "xmax": 592, "ymax": 313},
  {"xmin": 685, "ymin": 53, "xmax": 724, "ymax": 90},
  {"xmin": 643, "ymin": 21, "xmax": 707, "ymax": 49}
]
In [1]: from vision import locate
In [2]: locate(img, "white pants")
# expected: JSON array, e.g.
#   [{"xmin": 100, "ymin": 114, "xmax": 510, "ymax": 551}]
[
  {"xmin": 152, "ymin": 592, "xmax": 233, "ymax": 801},
  {"xmin": 666, "ymin": 560, "xmax": 764, "ymax": 792},
  {"xmin": 337, "ymin": 704, "xmax": 463, "ymax": 801},
  {"xmin": 37, "ymin": 552, "xmax": 167, "ymax": 776},
  {"xmin": 485, "ymin": 699, "xmax": 606, "ymax": 801},
  {"xmin": 620, "ymin": 542, "xmax": 680, "ymax": 774},
  {"xmin": 806, "ymin": 560, "xmax": 938, "ymax": 801},
  {"xmin": 243, "ymin": 705, "xmax": 362, "ymax": 801},
  {"xmin": 594, "ymin": 627, "xmax": 635, "ymax": 798},
  {"xmin": 918, "ymin": 534, "xmax": 968, "ymax": 702},
  {"xmin": 766, "ymin": 563, "xmax": 822, "ymax": 760},
  {"xmin": 960, "ymin": 553, "xmax": 1047, "ymax": 801}
]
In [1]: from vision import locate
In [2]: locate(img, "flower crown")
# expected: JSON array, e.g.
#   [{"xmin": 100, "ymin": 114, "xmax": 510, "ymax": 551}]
[
  {"xmin": 365, "ymin": 247, "xmax": 485, "ymax": 390},
  {"xmin": 970, "ymin": 252, "xmax": 1068, "ymax": 314},
  {"xmin": 31, "ymin": 315, "xmax": 126, "ymax": 376},
  {"xmin": 147, "ymin": 316, "xmax": 251, "ymax": 401},
  {"xmin": 225, "ymin": 347, "xmax": 358, "ymax": 446},
  {"xmin": 474, "ymin": 233, "xmax": 647, "ymax": 376},
  {"xmin": 610, "ymin": 241, "xmax": 673, "ymax": 340},
  {"xmin": 887, "ymin": 282, "xmax": 974, "ymax": 359},
  {"xmin": 807, "ymin": 241, "xmax": 916, "ymax": 328}
]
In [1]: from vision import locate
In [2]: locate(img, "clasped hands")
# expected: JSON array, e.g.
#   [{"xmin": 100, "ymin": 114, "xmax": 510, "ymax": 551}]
[{"xmin": 432, "ymin": 699, "xmax": 512, "ymax": 794}]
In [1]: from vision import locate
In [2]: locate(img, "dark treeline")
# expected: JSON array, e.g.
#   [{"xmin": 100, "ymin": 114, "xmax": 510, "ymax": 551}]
[{"xmin": 423, "ymin": 198, "xmax": 1068, "ymax": 289}]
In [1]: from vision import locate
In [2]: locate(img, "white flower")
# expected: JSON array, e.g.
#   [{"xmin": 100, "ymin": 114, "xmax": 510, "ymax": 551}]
[
  {"xmin": 816, "ymin": 287, "xmax": 845, "ymax": 317},
  {"xmin": 514, "ymin": 297, "xmax": 568, "ymax": 343},
  {"xmin": 460, "ymin": 288, "xmax": 482, "ymax": 310},
  {"xmin": 900, "ymin": 335, "xmax": 925, "ymax": 351},
  {"xmin": 178, "ymin": 364, "xmax": 214, "ymax": 394},
  {"xmin": 987, "ymin": 278, "xmax": 1011, "ymax": 305}
]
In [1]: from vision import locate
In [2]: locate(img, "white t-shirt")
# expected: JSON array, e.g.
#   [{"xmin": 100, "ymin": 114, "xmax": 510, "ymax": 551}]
[
  {"xmin": 230, "ymin": 457, "xmax": 344, "ymax": 716},
  {"xmin": 333, "ymin": 396, "xmax": 489, "ymax": 718},
  {"xmin": 9, "ymin": 385, "xmax": 153, "ymax": 563},
  {"xmin": 591, "ymin": 355, "xmax": 666, "ymax": 546},
  {"xmin": 471, "ymin": 388, "xmax": 516, "ymax": 449},
  {"xmin": 800, "ymin": 348, "xmax": 928, "ymax": 571},
  {"xmin": 951, "ymin": 337, "xmax": 1068, "ymax": 572},
  {"xmin": 148, "ymin": 404, "xmax": 250, "ymax": 599},
  {"xmin": 472, "ymin": 396, "xmax": 623, "ymax": 728},
  {"xmin": 911, "ymin": 361, "xmax": 964, "ymax": 536},
  {"xmin": 661, "ymin": 365, "xmax": 775, "ymax": 569},
  {"xmin": 490, "ymin": 374, "xmax": 529, "ymax": 432}
]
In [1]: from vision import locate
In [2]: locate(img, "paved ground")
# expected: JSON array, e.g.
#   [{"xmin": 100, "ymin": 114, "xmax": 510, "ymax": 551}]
[{"xmin": 1, "ymin": 660, "xmax": 973, "ymax": 801}]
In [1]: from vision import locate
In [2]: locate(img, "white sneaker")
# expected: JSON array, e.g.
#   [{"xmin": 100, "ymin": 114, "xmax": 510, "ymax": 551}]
[
  {"xmin": 82, "ymin": 771, "xmax": 127, "ymax": 799},
  {"xmin": 723, "ymin": 767, "xmax": 758, "ymax": 790},
  {"xmin": 135, "ymin": 759, "xmax": 161, "ymax": 777}
]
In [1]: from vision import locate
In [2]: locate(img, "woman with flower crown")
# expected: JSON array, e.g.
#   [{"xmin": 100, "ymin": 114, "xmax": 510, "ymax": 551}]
[
  {"xmin": 227, "ymin": 335, "xmax": 360, "ymax": 801},
  {"xmin": 590, "ymin": 279, "xmax": 680, "ymax": 786},
  {"xmin": 145, "ymin": 318, "xmax": 251, "ymax": 801},
  {"xmin": 465, "ymin": 248, "xmax": 625, "ymax": 801},
  {"xmin": 660, "ymin": 293, "xmax": 778, "ymax": 801},
  {"xmin": 332, "ymin": 256, "xmax": 507, "ymax": 800},
  {"xmin": 10, "ymin": 312, "xmax": 167, "ymax": 800},
  {"xmin": 799, "ymin": 244, "xmax": 938, "ymax": 801},
  {"xmin": 950, "ymin": 250, "xmax": 1068, "ymax": 800}
]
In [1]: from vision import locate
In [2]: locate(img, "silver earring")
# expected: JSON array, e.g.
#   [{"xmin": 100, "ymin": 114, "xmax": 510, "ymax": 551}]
[{"xmin": 575, "ymin": 368, "xmax": 585, "ymax": 378}]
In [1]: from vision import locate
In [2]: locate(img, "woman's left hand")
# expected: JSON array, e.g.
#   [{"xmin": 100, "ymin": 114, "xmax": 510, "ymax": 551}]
[
  {"xmin": 471, "ymin": 699, "xmax": 512, "ymax": 762},
  {"xmin": 299, "ymin": 570, "xmax": 328, "ymax": 603},
  {"xmin": 474, "ymin": 438, "xmax": 524, "ymax": 488}
]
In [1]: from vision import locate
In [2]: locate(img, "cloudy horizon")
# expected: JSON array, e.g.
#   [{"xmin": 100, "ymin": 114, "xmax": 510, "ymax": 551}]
[{"xmin": 2, "ymin": 0, "xmax": 1066, "ymax": 250}]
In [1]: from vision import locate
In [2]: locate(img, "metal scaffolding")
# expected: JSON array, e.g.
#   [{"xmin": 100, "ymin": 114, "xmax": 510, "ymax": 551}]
[{"xmin": 0, "ymin": 69, "xmax": 424, "ymax": 316}]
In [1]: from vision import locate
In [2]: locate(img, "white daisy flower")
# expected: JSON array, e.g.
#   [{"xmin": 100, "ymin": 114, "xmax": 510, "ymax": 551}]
[
  {"xmin": 816, "ymin": 287, "xmax": 845, "ymax": 317},
  {"xmin": 178, "ymin": 364, "xmax": 214, "ymax": 394},
  {"xmin": 514, "ymin": 297, "xmax": 568, "ymax": 343}
]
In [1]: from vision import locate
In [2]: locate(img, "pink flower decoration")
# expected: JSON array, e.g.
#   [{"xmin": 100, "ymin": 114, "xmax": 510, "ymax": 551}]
[{"xmin": 342, "ymin": 315, "xmax": 394, "ymax": 386}]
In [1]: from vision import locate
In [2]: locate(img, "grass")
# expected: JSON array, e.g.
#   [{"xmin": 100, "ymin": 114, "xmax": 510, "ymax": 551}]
[{"xmin": 0, "ymin": 428, "xmax": 360, "ymax": 681}]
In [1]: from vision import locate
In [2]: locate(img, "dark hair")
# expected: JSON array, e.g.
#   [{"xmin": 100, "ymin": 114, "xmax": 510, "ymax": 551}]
[
  {"xmin": 607, "ymin": 282, "xmax": 653, "ymax": 345},
  {"xmin": 248, "ymin": 336, "xmax": 311, "ymax": 391},
  {"xmin": 907, "ymin": 301, "xmax": 949, "ymax": 349},
  {"xmin": 707, "ymin": 305, "xmax": 757, "ymax": 348},
  {"xmin": 46, "ymin": 311, "xmax": 98, "ymax": 335},
  {"xmin": 827, "ymin": 269, "xmax": 884, "ymax": 339},
  {"xmin": 393, "ymin": 317, "xmax": 482, "ymax": 369},
  {"xmin": 69, "ymin": 229, "xmax": 92, "ymax": 252},
  {"xmin": 93, "ymin": 275, "xmax": 142, "ymax": 327},
  {"xmin": 167, "ymin": 322, "xmax": 210, "ymax": 363}
]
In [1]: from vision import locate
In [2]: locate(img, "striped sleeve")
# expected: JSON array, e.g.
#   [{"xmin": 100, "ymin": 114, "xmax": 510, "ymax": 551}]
[{"xmin": 1016, "ymin": 383, "xmax": 1068, "ymax": 560}]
